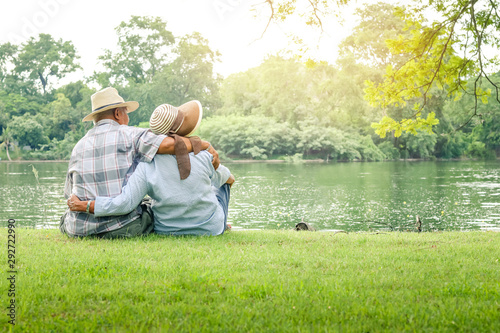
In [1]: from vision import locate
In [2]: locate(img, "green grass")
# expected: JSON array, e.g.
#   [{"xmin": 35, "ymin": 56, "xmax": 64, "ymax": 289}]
[{"xmin": 2, "ymin": 229, "xmax": 500, "ymax": 332}]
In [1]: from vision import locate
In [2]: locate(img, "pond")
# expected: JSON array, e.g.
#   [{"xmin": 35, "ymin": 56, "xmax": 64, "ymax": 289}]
[{"xmin": 1, "ymin": 160, "xmax": 499, "ymax": 232}]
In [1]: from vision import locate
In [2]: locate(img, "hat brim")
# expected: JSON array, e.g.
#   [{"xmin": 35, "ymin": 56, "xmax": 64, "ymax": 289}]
[
  {"xmin": 176, "ymin": 100, "xmax": 203, "ymax": 136},
  {"xmin": 82, "ymin": 101, "xmax": 139, "ymax": 122}
]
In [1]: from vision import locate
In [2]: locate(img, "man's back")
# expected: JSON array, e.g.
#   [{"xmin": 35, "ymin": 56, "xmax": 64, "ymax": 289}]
[{"xmin": 62, "ymin": 119, "xmax": 164, "ymax": 236}]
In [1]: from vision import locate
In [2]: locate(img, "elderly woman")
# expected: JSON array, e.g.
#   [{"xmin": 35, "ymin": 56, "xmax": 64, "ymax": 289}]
[{"xmin": 68, "ymin": 101, "xmax": 234, "ymax": 236}]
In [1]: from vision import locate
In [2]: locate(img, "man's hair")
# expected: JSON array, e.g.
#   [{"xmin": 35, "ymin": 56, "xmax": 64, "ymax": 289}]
[{"xmin": 93, "ymin": 107, "xmax": 127, "ymax": 123}]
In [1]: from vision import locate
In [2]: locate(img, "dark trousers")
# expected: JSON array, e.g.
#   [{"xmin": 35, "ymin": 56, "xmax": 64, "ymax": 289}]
[{"xmin": 59, "ymin": 199, "xmax": 154, "ymax": 239}]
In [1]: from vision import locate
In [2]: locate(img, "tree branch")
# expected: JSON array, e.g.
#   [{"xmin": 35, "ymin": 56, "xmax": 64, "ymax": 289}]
[
  {"xmin": 258, "ymin": 0, "xmax": 275, "ymax": 41},
  {"xmin": 307, "ymin": 0, "xmax": 324, "ymax": 33}
]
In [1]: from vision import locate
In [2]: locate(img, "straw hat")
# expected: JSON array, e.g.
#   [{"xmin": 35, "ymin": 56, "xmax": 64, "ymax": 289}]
[
  {"xmin": 83, "ymin": 87, "xmax": 139, "ymax": 122},
  {"xmin": 149, "ymin": 100, "xmax": 203, "ymax": 137}
]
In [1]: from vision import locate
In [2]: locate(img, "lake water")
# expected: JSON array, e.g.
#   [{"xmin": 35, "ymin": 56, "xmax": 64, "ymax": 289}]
[{"xmin": 1, "ymin": 160, "xmax": 499, "ymax": 232}]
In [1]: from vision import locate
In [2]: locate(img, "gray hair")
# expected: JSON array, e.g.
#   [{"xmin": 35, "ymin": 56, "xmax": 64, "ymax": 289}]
[{"xmin": 93, "ymin": 107, "xmax": 128, "ymax": 124}]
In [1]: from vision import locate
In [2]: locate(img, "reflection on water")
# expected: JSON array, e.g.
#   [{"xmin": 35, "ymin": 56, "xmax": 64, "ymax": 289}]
[{"xmin": 1, "ymin": 160, "xmax": 499, "ymax": 231}]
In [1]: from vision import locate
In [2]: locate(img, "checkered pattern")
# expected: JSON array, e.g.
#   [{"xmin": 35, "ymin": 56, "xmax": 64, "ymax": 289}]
[{"xmin": 62, "ymin": 119, "xmax": 166, "ymax": 236}]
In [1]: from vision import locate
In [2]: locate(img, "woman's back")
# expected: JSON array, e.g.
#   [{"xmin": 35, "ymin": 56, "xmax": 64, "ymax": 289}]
[{"xmin": 140, "ymin": 151, "xmax": 231, "ymax": 235}]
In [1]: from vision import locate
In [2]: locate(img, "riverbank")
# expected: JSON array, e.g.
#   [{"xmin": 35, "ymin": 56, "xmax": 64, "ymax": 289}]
[
  {"xmin": 5, "ymin": 229, "xmax": 499, "ymax": 332},
  {"xmin": 1, "ymin": 157, "xmax": 496, "ymax": 164}
]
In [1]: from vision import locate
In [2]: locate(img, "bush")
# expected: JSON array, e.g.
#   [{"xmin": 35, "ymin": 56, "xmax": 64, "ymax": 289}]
[{"xmin": 378, "ymin": 141, "xmax": 400, "ymax": 160}]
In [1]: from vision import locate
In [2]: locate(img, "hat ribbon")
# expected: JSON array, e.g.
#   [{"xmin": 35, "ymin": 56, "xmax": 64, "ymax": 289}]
[
  {"xmin": 93, "ymin": 102, "xmax": 123, "ymax": 112},
  {"xmin": 169, "ymin": 133, "xmax": 202, "ymax": 180},
  {"xmin": 170, "ymin": 110, "xmax": 185, "ymax": 134}
]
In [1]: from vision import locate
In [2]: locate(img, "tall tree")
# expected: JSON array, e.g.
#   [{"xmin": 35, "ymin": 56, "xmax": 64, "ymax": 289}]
[
  {"xmin": 339, "ymin": 2, "xmax": 408, "ymax": 71},
  {"xmin": 14, "ymin": 34, "xmax": 80, "ymax": 94},
  {"xmin": 96, "ymin": 16, "xmax": 175, "ymax": 85},
  {"xmin": 0, "ymin": 127, "xmax": 12, "ymax": 161},
  {"xmin": 7, "ymin": 115, "xmax": 47, "ymax": 148},
  {"xmin": 0, "ymin": 42, "xmax": 17, "ymax": 85},
  {"xmin": 253, "ymin": 0, "xmax": 500, "ymax": 136},
  {"xmin": 120, "ymin": 32, "xmax": 222, "ymax": 124},
  {"xmin": 157, "ymin": 33, "xmax": 222, "ymax": 112}
]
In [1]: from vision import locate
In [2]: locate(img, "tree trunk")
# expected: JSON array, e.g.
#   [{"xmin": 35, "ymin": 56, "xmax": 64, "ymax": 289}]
[
  {"xmin": 5, "ymin": 141, "xmax": 12, "ymax": 162},
  {"xmin": 38, "ymin": 71, "xmax": 47, "ymax": 94}
]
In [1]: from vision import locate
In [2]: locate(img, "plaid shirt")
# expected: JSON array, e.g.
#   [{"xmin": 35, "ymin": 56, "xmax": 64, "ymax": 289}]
[{"xmin": 62, "ymin": 119, "xmax": 166, "ymax": 236}]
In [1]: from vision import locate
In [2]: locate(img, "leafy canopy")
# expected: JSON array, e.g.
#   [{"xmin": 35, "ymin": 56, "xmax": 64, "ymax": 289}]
[
  {"xmin": 255, "ymin": 0, "xmax": 500, "ymax": 137},
  {"xmin": 13, "ymin": 34, "xmax": 81, "ymax": 94},
  {"xmin": 96, "ymin": 16, "xmax": 175, "ymax": 85}
]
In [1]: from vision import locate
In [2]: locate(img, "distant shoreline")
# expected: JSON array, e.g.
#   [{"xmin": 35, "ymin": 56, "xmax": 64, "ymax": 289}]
[{"xmin": 0, "ymin": 157, "xmax": 497, "ymax": 164}]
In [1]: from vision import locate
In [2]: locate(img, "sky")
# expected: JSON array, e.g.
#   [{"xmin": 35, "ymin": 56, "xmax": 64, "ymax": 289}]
[{"xmin": 0, "ymin": 0, "xmax": 399, "ymax": 84}]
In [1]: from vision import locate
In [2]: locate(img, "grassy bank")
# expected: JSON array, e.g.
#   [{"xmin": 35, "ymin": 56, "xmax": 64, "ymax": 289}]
[{"xmin": 2, "ymin": 229, "xmax": 500, "ymax": 332}]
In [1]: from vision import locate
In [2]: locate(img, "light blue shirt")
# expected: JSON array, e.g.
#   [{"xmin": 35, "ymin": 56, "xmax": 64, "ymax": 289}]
[{"xmin": 94, "ymin": 150, "xmax": 231, "ymax": 236}]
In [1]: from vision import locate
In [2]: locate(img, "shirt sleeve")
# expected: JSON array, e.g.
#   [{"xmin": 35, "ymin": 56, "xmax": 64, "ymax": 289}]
[
  {"xmin": 64, "ymin": 156, "xmax": 77, "ymax": 199},
  {"xmin": 129, "ymin": 127, "xmax": 166, "ymax": 163},
  {"xmin": 94, "ymin": 163, "xmax": 149, "ymax": 217},
  {"xmin": 64, "ymin": 172, "xmax": 72, "ymax": 199}
]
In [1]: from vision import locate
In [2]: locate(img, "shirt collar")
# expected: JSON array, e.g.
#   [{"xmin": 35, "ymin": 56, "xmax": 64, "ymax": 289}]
[{"xmin": 95, "ymin": 119, "xmax": 120, "ymax": 127}]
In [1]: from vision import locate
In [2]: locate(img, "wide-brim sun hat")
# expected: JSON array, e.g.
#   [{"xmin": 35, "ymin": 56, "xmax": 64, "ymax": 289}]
[
  {"xmin": 83, "ymin": 87, "xmax": 139, "ymax": 122},
  {"xmin": 150, "ymin": 100, "xmax": 203, "ymax": 137}
]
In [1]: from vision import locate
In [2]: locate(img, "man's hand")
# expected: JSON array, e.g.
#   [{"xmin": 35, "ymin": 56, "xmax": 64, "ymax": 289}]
[
  {"xmin": 226, "ymin": 174, "xmax": 235, "ymax": 187},
  {"xmin": 206, "ymin": 143, "xmax": 220, "ymax": 170}
]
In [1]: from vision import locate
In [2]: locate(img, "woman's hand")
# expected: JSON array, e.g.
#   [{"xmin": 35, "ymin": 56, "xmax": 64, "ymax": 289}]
[
  {"xmin": 67, "ymin": 194, "xmax": 86, "ymax": 212},
  {"xmin": 226, "ymin": 174, "xmax": 235, "ymax": 187}
]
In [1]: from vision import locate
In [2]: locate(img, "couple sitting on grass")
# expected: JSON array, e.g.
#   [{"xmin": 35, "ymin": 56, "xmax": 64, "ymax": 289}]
[{"xmin": 61, "ymin": 87, "xmax": 234, "ymax": 238}]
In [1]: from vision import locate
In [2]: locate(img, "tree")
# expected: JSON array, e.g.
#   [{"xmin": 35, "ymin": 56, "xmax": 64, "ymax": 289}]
[
  {"xmin": 219, "ymin": 56, "xmax": 312, "ymax": 124},
  {"xmin": 0, "ymin": 90, "xmax": 41, "ymax": 130},
  {"xmin": 14, "ymin": 34, "xmax": 81, "ymax": 94},
  {"xmin": 7, "ymin": 115, "xmax": 47, "ymax": 148},
  {"xmin": 96, "ymin": 16, "xmax": 175, "ymax": 85},
  {"xmin": 0, "ymin": 127, "xmax": 12, "ymax": 161},
  {"xmin": 40, "ymin": 93, "xmax": 81, "ymax": 141},
  {"xmin": 0, "ymin": 42, "xmax": 17, "ymax": 85},
  {"xmin": 339, "ymin": 3, "xmax": 409, "ymax": 71},
  {"xmin": 118, "ymin": 32, "xmax": 222, "ymax": 125},
  {"xmin": 156, "ymin": 32, "xmax": 222, "ymax": 113},
  {"xmin": 253, "ymin": 0, "xmax": 500, "ymax": 137}
]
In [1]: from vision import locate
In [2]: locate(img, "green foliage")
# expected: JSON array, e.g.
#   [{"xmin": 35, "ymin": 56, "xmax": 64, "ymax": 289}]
[
  {"xmin": 434, "ymin": 131, "xmax": 467, "ymax": 159},
  {"xmin": 377, "ymin": 141, "xmax": 400, "ymax": 160},
  {"xmin": 0, "ymin": 90, "xmax": 41, "ymax": 131},
  {"xmin": 371, "ymin": 113, "xmax": 439, "ymax": 138},
  {"xmin": 198, "ymin": 115, "xmax": 298, "ymax": 160},
  {"xmin": 254, "ymin": 1, "xmax": 500, "ymax": 137},
  {"xmin": 339, "ymin": 3, "xmax": 408, "ymax": 70},
  {"xmin": 364, "ymin": 0, "xmax": 500, "ymax": 136},
  {"xmin": 198, "ymin": 115, "xmax": 386, "ymax": 161},
  {"xmin": 0, "ymin": 42, "xmax": 17, "ymax": 83},
  {"xmin": 123, "ymin": 32, "xmax": 222, "ymax": 124},
  {"xmin": 39, "ymin": 93, "xmax": 82, "ymax": 140},
  {"xmin": 465, "ymin": 141, "xmax": 488, "ymax": 159},
  {"xmin": 404, "ymin": 130, "xmax": 437, "ymax": 159},
  {"xmin": 13, "ymin": 34, "xmax": 81, "ymax": 94},
  {"xmin": 0, "ymin": 9, "xmax": 497, "ymax": 162},
  {"xmin": 219, "ymin": 56, "xmax": 377, "ymax": 130},
  {"xmin": 55, "ymin": 81, "xmax": 91, "ymax": 108},
  {"xmin": 357, "ymin": 135, "xmax": 387, "ymax": 161},
  {"xmin": 159, "ymin": 32, "xmax": 222, "ymax": 114},
  {"xmin": 219, "ymin": 56, "xmax": 310, "ymax": 125},
  {"xmin": 95, "ymin": 16, "xmax": 175, "ymax": 85},
  {"xmin": 7, "ymin": 115, "xmax": 47, "ymax": 148}
]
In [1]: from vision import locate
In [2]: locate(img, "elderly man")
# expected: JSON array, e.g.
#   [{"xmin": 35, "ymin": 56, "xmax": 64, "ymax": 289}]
[{"xmin": 60, "ymin": 87, "xmax": 219, "ymax": 238}]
